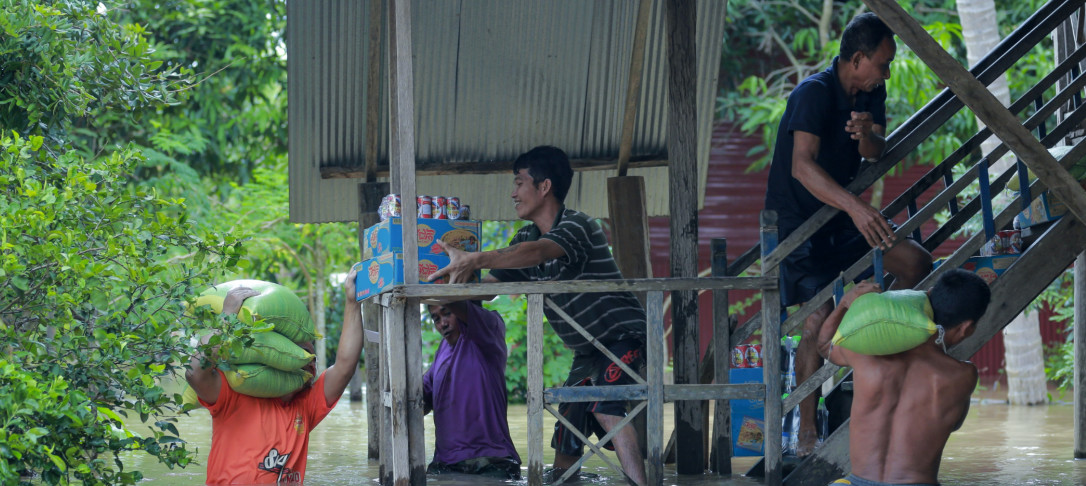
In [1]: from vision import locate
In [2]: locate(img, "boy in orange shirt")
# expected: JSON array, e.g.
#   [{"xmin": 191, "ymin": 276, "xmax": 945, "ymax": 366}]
[{"xmin": 186, "ymin": 267, "xmax": 362, "ymax": 485}]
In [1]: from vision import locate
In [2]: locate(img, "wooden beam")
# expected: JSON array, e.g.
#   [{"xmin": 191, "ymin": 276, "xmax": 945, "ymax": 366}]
[
  {"xmin": 864, "ymin": 0, "xmax": 1086, "ymax": 226},
  {"xmin": 607, "ymin": 176, "xmax": 653, "ymax": 306},
  {"xmin": 709, "ymin": 238, "xmax": 732, "ymax": 474},
  {"xmin": 358, "ymin": 183, "xmax": 386, "ymax": 460},
  {"xmin": 527, "ymin": 294, "xmax": 545, "ymax": 486},
  {"xmin": 616, "ymin": 0, "xmax": 654, "ymax": 176},
  {"xmin": 646, "ymin": 291, "xmax": 666, "ymax": 485},
  {"xmin": 665, "ymin": 0, "xmax": 704, "ymax": 472},
  {"xmin": 320, "ymin": 156, "xmax": 669, "ymax": 179},
  {"xmin": 540, "ymin": 383, "xmax": 765, "ymax": 403},
  {"xmin": 760, "ymin": 211, "xmax": 783, "ymax": 485},
  {"xmin": 393, "ymin": 276, "xmax": 777, "ymax": 298},
  {"xmin": 383, "ymin": 298, "xmax": 410, "ymax": 486},
  {"xmin": 364, "ymin": 0, "xmax": 383, "ymax": 181}
]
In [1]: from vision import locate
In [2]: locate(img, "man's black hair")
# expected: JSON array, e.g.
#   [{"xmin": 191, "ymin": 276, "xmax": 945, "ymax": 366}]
[
  {"xmin": 512, "ymin": 145, "xmax": 574, "ymax": 203},
  {"xmin": 929, "ymin": 269, "xmax": 991, "ymax": 329},
  {"xmin": 839, "ymin": 12, "xmax": 894, "ymax": 62}
]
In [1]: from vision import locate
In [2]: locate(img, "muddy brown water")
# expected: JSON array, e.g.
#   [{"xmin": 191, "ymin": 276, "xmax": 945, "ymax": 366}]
[{"xmin": 122, "ymin": 389, "xmax": 1086, "ymax": 485}]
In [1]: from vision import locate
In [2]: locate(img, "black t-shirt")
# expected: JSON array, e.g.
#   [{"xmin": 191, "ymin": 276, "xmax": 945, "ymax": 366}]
[{"xmin": 764, "ymin": 57, "xmax": 887, "ymax": 222}]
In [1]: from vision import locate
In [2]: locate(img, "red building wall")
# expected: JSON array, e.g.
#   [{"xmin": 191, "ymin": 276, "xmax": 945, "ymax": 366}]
[{"xmin": 642, "ymin": 121, "xmax": 1067, "ymax": 378}]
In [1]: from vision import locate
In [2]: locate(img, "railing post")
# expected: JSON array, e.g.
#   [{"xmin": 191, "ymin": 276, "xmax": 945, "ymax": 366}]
[
  {"xmin": 527, "ymin": 294, "xmax": 545, "ymax": 486},
  {"xmin": 1074, "ymin": 254, "xmax": 1086, "ymax": 458},
  {"xmin": 759, "ymin": 210, "xmax": 783, "ymax": 484},
  {"xmin": 710, "ymin": 238, "xmax": 732, "ymax": 474},
  {"xmin": 646, "ymin": 290, "xmax": 666, "ymax": 485}
]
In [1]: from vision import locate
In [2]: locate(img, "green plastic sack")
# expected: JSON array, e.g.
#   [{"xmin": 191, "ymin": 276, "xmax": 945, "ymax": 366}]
[
  {"xmin": 226, "ymin": 331, "xmax": 314, "ymax": 372},
  {"xmin": 1007, "ymin": 145, "xmax": 1086, "ymax": 191},
  {"xmin": 222, "ymin": 364, "xmax": 314, "ymax": 398},
  {"xmin": 181, "ymin": 384, "xmax": 202, "ymax": 408},
  {"xmin": 196, "ymin": 280, "xmax": 315, "ymax": 344},
  {"xmin": 832, "ymin": 290, "xmax": 936, "ymax": 355}
]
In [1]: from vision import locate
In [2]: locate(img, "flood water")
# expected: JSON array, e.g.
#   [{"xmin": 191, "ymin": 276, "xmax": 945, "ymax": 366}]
[{"xmin": 122, "ymin": 383, "xmax": 1086, "ymax": 485}]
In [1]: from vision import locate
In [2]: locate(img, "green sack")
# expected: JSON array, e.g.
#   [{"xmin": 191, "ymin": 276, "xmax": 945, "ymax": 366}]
[
  {"xmin": 181, "ymin": 384, "xmax": 202, "ymax": 408},
  {"xmin": 196, "ymin": 280, "xmax": 315, "ymax": 344},
  {"xmin": 832, "ymin": 290, "xmax": 936, "ymax": 356},
  {"xmin": 222, "ymin": 364, "xmax": 314, "ymax": 398},
  {"xmin": 226, "ymin": 331, "xmax": 314, "ymax": 372},
  {"xmin": 1007, "ymin": 146, "xmax": 1086, "ymax": 191}
]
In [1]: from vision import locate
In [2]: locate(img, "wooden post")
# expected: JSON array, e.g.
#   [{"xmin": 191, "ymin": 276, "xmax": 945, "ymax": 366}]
[
  {"xmin": 379, "ymin": 300, "xmax": 394, "ymax": 485},
  {"xmin": 760, "ymin": 211, "xmax": 783, "ymax": 485},
  {"xmin": 1075, "ymin": 253, "xmax": 1086, "ymax": 458},
  {"xmin": 527, "ymin": 294, "xmax": 545, "ymax": 486},
  {"xmin": 665, "ymin": 0, "xmax": 705, "ymax": 474},
  {"xmin": 710, "ymin": 238, "xmax": 732, "ymax": 473},
  {"xmin": 647, "ymin": 290, "xmax": 666, "ymax": 485},
  {"xmin": 616, "ymin": 0, "xmax": 653, "ymax": 177},
  {"xmin": 384, "ymin": 297, "xmax": 410, "ymax": 486},
  {"xmin": 358, "ymin": 182, "xmax": 388, "ymax": 459},
  {"xmin": 387, "ymin": 0, "xmax": 424, "ymax": 482}
]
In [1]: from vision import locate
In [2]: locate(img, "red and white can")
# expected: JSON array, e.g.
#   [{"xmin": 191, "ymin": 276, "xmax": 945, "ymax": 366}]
[
  {"xmin": 446, "ymin": 197, "xmax": 461, "ymax": 220},
  {"xmin": 417, "ymin": 195, "xmax": 433, "ymax": 219},
  {"xmin": 746, "ymin": 344, "xmax": 763, "ymax": 368},
  {"xmin": 434, "ymin": 196, "xmax": 449, "ymax": 219},
  {"xmin": 732, "ymin": 345, "xmax": 749, "ymax": 368}
]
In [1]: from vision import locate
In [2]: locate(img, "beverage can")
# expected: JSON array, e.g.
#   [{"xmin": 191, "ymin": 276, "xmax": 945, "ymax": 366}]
[
  {"xmin": 746, "ymin": 344, "xmax": 763, "ymax": 368},
  {"xmin": 447, "ymin": 197, "xmax": 461, "ymax": 220},
  {"xmin": 732, "ymin": 345, "xmax": 749, "ymax": 368},
  {"xmin": 459, "ymin": 205, "xmax": 471, "ymax": 221},
  {"xmin": 378, "ymin": 195, "xmax": 390, "ymax": 221},
  {"xmin": 434, "ymin": 196, "xmax": 448, "ymax": 219},
  {"xmin": 417, "ymin": 195, "xmax": 433, "ymax": 219},
  {"xmin": 1001, "ymin": 229, "xmax": 1023, "ymax": 254},
  {"xmin": 389, "ymin": 194, "xmax": 402, "ymax": 218}
]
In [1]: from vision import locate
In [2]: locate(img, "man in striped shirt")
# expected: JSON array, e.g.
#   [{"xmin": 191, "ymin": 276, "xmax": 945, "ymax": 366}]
[{"xmin": 431, "ymin": 145, "xmax": 647, "ymax": 485}]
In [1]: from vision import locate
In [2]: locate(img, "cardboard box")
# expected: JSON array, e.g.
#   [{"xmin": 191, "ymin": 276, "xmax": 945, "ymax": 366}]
[
  {"xmin": 935, "ymin": 254, "xmax": 1019, "ymax": 285},
  {"xmin": 1016, "ymin": 191, "xmax": 1067, "ymax": 229},
  {"xmin": 353, "ymin": 253, "xmax": 480, "ymax": 301},
  {"xmin": 363, "ymin": 218, "xmax": 481, "ymax": 259},
  {"xmin": 730, "ymin": 367, "xmax": 766, "ymax": 457}
]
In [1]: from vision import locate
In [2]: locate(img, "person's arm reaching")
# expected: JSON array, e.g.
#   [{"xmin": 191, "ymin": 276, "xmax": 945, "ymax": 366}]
[
  {"xmin": 816, "ymin": 281, "xmax": 881, "ymax": 367},
  {"xmin": 428, "ymin": 238, "xmax": 565, "ymax": 284},
  {"xmin": 185, "ymin": 287, "xmax": 261, "ymax": 405},
  {"xmin": 322, "ymin": 266, "xmax": 364, "ymax": 407},
  {"xmin": 792, "ymin": 130, "xmax": 895, "ymax": 250}
]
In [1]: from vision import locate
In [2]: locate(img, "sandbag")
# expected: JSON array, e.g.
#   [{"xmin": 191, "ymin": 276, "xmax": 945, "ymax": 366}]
[
  {"xmin": 832, "ymin": 290, "xmax": 936, "ymax": 355},
  {"xmin": 222, "ymin": 364, "xmax": 314, "ymax": 398},
  {"xmin": 195, "ymin": 280, "xmax": 315, "ymax": 344},
  {"xmin": 226, "ymin": 331, "xmax": 314, "ymax": 371},
  {"xmin": 181, "ymin": 384, "xmax": 202, "ymax": 408}
]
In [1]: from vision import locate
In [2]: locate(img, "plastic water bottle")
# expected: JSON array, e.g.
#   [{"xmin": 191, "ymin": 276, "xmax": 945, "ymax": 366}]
[
  {"xmin": 789, "ymin": 403, "xmax": 800, "ymax": 454},
  {"xmin": 781, "ymin": 393, "xmax": 794, "ymax": 454},
  {"xmin": 817, "ymin": 397, "xmax": 829, "ymax": 443}
]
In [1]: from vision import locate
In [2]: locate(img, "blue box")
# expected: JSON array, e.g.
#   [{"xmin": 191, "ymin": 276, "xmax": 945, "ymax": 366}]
[
  {"xmin": 730, "ymin": 367, "xmax": 765, "ymax": 457},
  {"xmin": 363, "ymin": 218, "xmax": 481, "ymax": 259},
  {"xmin": 934, "ymin": 254, "xmax": 1019, "ymax": 285},
  {"xmin": 353, "ymin": 253, "xmax": 480, "ymax": 301},
  {"xmin": 1016, "ymin": 191, "xmax": 1067, "ymax": 229}
]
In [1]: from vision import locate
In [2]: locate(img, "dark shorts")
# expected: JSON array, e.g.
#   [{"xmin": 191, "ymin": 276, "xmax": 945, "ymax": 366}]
[
  {"xmin": 778, "ymin": 214, "xmax": 900, "ymax": 307},
  {"xmin": 830, "ymin": 474, "xmax": 939, "ymax": 486},
  {"xmin": 551, "ymin": 340, "xmax": 644, "ymax": 457},
  {"xmin": 427, "ymin": 456, "xmax": 521, "ymax": 480}
]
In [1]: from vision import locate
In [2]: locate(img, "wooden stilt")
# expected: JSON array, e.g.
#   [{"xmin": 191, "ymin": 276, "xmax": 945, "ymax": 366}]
[
  {"xmin": 527, "ymin": 294, "xmax": 545, "ymax": 486},
  {"xmin": 384, "ymin": 296, "xmax": 410, "ymax": 486},
  {"xmin": 710, "ymin": 238, "xmax": 732, "ymax": 474},
  {"xmin": 647, "ymin": 290, "xmax": 666, "ymax": 485},
  {"xmin": 1073, "ymin": 253, "xmax": 1086, "ymax": 458},
  {"xmin": 359, "ymin": 182, "xmax": 388, "ymax": 458},
  {"xmin": 760, "ymin": 211, "xmax": 783, "ymax": 485}
]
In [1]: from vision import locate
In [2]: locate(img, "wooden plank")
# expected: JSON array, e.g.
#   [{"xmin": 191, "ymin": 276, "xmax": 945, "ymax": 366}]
[
  {"xmin": 358, "ymin": 183, "xmax": 385, "ymax": 458},
  {"xmin": 403, "ymin": 297, "xmax": 425, "ymax": 485},
  {"xmin": 320, "ymin": 156, "xmax": 669, "ymax": 179},
  {"xmin": 665, "ymin": 0, "xmax": 704, "ymax": 472},
  {"xmin": 383, "ymin": 299, "xmax": 409, "ymax": 486},
  {"xmin": 710, "ymin": 238, "xmax": 732, "ymax": 474},
  {"xmin": 865, "ymin": 0, "xmax": 1086, "ymax": 226},
  {"xmin": 527, "ymin": 294, "xmax": 545, "ymax": 486},
  {"xmin": 607, "ymin": 176, "xmax": 653, "ymax": 306},
  {"xmin": 1076, "ymin": 253, "xmax": 1086, "ymax": 458},
  {"xmin": 388, "ymin": 0, "xmax": 418, "ymax": 289},
  {"xmin": 616, "ymin": 0, "xmax": 653, "ymax": 176},
  {"xmin": 666, "ymin": 384, "xmax": 765, "ymax": 401},
  {"xmin": 782, "ymin": 419, "xmax": 852, "ymax": 486},
  {"xmin": 394, "ymin": 276, "xmax": 777, "ymax": 298},
  {"xmin": 545, "ymin": 298, "xmax": 645, "ymax": 385},
  {"xmin": 760, "ymin": 211, "xmax": 783, "ymax": 485},
  {"xmin": 646, "ymin": 291, "xmax": 666, "ymax": 485},
  {"xmin": 364, "ymin": 0, "xmax": 383, "ymax": 181},
  {"xmin": 541, "ymin": 383, "xmax": 765, "ymax": 403}
]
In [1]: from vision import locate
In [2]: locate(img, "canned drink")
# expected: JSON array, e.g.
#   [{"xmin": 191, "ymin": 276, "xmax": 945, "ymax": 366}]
[
  {"xmin": 1006, "ymin": 229, "xmax": 1023, "ymax": 253},
  {"xmin": 417, "ymin": 195, "xmax": 433, "ymax": 219},
  {"xmin": 746, "ymin": 344, "xmax": 763, "ymax": 368},
  {"xmin": 732, "ymin": 345, "xmax": 749, "ymax": 368},
  {"xmin": 446, "ymin": 197, "xmax": 461, "ymax": 220},
  {"xmin": 378, "ymin": 195, "xmax": 390, "ymax": 221},
  {"xmin": 389, "ymin": 194, "xmax": 402, "ymax": 218},
  {"xmin": 459, "ymin": 205, "xmax": 471, "ymax": 221},
  {"xmin": 434, "ymin": 196, "xmax": 448, "ymax": 219}
]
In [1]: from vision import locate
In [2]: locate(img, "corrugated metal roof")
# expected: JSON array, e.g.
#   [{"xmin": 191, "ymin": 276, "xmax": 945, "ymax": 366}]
[{"xmin": 288, "ymin": 0, "xmax": 726, "ymax": 223}]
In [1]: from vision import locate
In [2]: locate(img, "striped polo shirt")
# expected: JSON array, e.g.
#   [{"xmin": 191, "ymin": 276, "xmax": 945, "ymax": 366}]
[{"xmin": 489, "ymin": 207, "xmax": 646, "ymax": 355}]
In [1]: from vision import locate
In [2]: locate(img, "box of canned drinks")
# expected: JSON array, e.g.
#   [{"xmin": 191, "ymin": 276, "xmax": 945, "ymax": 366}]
[
  {"xmin": 353, "ymin": 253, "xmax": 480, "ymax": 300},
  {"xmin": 363, "ymin": 217, "xmax": 481, "ymax": 259}
]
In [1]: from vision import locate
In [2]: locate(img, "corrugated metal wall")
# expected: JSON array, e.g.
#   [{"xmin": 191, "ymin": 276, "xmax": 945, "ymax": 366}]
[{"xmin": 288, "ymin": 0, "xmax": 726, "ymax": 223}]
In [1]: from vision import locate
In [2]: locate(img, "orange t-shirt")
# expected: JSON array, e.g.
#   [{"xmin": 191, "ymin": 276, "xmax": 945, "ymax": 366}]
[{"xmin": 200, "ymin": 370, "xmax": 338, "ymax": 485}]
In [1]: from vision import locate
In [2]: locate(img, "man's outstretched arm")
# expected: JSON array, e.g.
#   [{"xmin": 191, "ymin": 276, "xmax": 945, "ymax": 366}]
[
  {"xmin": 428, "ymin": 238, "xmax": 565, "ymax": 284},
  {"xmin": 323, "ymin": 267, "xmax": 363, "ymax": 406}
]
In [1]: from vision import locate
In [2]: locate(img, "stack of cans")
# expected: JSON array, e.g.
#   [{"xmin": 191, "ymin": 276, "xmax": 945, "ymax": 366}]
[
  {"xmin": 731, "ymin": 344, "xmax": 763, "ymax": 368},
  {"xmin": 417, "ymin": 195, "xmax": 470, "ymax": 220}
]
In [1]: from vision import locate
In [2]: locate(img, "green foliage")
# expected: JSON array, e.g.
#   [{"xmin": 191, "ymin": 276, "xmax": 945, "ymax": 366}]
[{"xmin": 0, "ymin": 132, "xmax": 241, "ymax": 484}]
